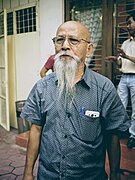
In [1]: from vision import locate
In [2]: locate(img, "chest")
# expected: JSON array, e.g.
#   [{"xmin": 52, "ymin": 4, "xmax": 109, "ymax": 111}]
[{"xmin": 124, "ymin": 41, "xmax": 135, "ymax": 56}]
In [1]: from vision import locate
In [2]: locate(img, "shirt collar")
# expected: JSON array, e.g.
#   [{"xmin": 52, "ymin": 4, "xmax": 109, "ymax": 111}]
[
  {"xmin": 130, "ymin": 36, "xmax": 133, "ymax": 41},
  {"xmin": 54, "ymin": 65, "xmax": 92, "ymax": 88},
  {"xmin": 81, "ymin": 66, "xmax": 92, "ymax": 88}
]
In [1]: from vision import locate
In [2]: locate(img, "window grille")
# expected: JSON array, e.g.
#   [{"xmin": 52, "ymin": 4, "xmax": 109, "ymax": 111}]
[
  {"xmin": 7, "ymin": 12, "xmax": 13, "ymax": 35},
  {"xmin": 0, "ymin": 13, "xmax": 4, "ymax": 36},
  {"xmin": 16, "ymin": 6, "xmax": 36, "ymax": 34},
  {"xmin": 70, "ymin": 0, "xmax": 102, "ymax": 73}
]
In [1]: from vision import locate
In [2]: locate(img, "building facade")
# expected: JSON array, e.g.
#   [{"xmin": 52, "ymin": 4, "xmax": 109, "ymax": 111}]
[{"xmin": 0, "ymin": 0, "xmax": 134, "ymax": 131}]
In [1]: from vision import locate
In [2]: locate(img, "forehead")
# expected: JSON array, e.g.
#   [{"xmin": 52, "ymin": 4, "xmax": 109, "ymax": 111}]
[{"xmin": 56, "ymin": 23, "xmax": 86, "ymax": 37}]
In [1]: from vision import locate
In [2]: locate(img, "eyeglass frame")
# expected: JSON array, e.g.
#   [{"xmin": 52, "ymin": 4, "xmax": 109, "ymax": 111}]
[{"xmin": 52, "ymin": 36, "xmax": 91, "ymax": 47}]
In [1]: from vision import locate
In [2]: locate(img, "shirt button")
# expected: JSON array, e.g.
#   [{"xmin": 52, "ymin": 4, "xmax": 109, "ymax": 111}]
[
  {"xmin": 64, "ymin": 135, "xmax": 67, "ymax": 138},
  {"xmin": 67, "ymin": 113, "xmax": 70, "ymax": 118}
]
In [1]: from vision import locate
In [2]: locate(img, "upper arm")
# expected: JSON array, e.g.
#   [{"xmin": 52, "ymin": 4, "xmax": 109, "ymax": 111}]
[
  {"xmin": 101, "ymin": 84, "xmax": 130, "ymax": 132},
  {"xmin": 20, "ymin": 82, "xmax": 45, "ymax": 126}
]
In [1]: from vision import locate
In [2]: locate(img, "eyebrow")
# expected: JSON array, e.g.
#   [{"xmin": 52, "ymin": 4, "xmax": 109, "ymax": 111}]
[{"xmin": 56, "ymin": 35, "xmax": 85, "ymax": 39}]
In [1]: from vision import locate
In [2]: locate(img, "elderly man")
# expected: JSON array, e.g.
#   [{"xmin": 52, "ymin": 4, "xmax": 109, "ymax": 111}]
[{"xmin": 21, "ymin": 21, "xmax": 130, "ymax": 180}]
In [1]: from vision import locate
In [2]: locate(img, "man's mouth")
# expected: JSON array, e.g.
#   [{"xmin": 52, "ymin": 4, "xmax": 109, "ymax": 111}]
[{"xmin": 60, "ymin": 54, "xmax": 72, "ymax": 59}]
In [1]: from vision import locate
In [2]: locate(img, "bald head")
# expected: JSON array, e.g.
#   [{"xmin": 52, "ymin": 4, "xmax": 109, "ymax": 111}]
[
  {"xmin": 53, "ymin": 20, "xmax": 93, "ymax": 64},
  {"xmin": 56, "ymin": 21, "xmax": 90, "ymax": 42}
]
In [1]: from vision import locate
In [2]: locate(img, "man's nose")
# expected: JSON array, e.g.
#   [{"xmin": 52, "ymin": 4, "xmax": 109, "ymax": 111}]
[{"xmin": 62, "ymin": 38, "xmax": 70, "ymax": 50}]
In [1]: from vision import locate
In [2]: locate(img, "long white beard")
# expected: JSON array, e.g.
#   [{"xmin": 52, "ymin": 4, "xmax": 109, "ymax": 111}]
[{"xmin": 54, "ymin": 51, "xmax": 81, "ymax": 98}]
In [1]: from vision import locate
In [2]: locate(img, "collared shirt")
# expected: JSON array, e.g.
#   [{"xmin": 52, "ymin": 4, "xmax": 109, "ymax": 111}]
[
  {"xmin": 21, "ymin": 67, "xmax": 130, "ymax": 180},
  {"xmin": 120, "ymin": 39, "xmax": 135, "ymax": 73}
]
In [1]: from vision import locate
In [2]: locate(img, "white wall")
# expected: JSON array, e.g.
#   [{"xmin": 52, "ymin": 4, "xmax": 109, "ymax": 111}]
[
  {"xmin": 0, "ymin": 0, "xmax": 64, "ymax": 68},
  {"xmin": 39, "ymin": 0, "xmax": 64, "ymax": 67},
  {"xmin": 0, "ymin": 0, "xmax": 64, "ymax": 129}
]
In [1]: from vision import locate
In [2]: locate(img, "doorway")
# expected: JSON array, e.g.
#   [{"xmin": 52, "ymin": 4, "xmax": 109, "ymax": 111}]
[{"xmin": 0, "ymin": 2, "xmax": 40, "ymax": 130}]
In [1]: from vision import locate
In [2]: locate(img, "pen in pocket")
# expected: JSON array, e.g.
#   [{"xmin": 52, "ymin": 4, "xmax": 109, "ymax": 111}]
[{"xmin": 80, "ymin": 106, "xmax": 85, "ymax": 117}]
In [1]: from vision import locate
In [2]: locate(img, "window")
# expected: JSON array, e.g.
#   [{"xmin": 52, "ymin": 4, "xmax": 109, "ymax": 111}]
[
  {"xmin": 16, "ymin": 6, "xmax": 36, "ymax": 34},
  {"xmin": 7, "ymin": 12, "xmax": 13, "ymax": 35},
  {"xmin": 0, "ymin": 13, "xmax": 4, "ymax": 36}
]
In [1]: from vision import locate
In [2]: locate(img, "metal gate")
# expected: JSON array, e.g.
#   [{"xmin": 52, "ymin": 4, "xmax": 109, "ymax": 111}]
[
  {"xmin": 113, "ymin": 0, "xmax": 135, "ymax": 85},
  {"xmin": 114, "ymin": 0, "xmax": 135, "ymax": 117},
  {"xmin": 69, "ymin": 0, "xmax": 103, "ymax": 73}
]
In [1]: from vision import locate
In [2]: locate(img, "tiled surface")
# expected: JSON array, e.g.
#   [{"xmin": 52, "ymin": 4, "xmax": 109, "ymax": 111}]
[
  {"xmin": 0, "ymin": 126, "xmax": 37, "ymax": 179},
  {"xmin": 16, "ymin": 131, "xmax": 29, "ymax": 148},
  {"xmin": 0, "ymin": 125, "xmax": 135, "ymax": 179},
  {"xmin": 105, "ymin": 138, "xmax": 135, "ymax": 180}
]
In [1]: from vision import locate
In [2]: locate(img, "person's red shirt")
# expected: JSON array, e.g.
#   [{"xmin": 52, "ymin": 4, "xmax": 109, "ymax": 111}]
[{"xmin": 44, "ymin": 54, "xmax": 55, "ymax": 70}]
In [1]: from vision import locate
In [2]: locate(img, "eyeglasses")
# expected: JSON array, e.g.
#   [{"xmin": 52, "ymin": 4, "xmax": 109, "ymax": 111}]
[
  {"xmin": 52, "ymin": 36, "xmax": 90, "ymax": 47},
  {"xmin": 127, "ymin": 19, "xmax": 135, "ymax": 26}
]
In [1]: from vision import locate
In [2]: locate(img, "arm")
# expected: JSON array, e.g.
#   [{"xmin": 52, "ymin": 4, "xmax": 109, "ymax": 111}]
[
  {"xmin": 40, "ymin": 66, "xmax": 48, "ymax": 78},
  {"xmin": 106, "ymin": 133, "xmax": 121, "ymax": 180},
  {"xmin": 118, "ymin": 48, "xmax": 135, "ymax": 63},
  {"xmin": 105, "ymin": 56, "xmax": 122, "ymax": 68},
  {"xmin": 23, "ymin": 124, "xmax": 42, "ymax": 180},
  {"xmin": 125, "ymin": 54, "xmax": 135, "ymax": 63}
]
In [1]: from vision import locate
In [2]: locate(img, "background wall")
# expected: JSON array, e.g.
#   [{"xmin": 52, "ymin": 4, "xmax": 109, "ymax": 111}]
[
  {"xmin": 0, "ymin": 0, "xmax": 64, "ymax": 69},
  {"xmin": 39, "ymin": 0, "xmax": 64, "ymax": 68},
  {"xmin": 0, "ymin": 0, "xmax": 64, "ymax": 129}
]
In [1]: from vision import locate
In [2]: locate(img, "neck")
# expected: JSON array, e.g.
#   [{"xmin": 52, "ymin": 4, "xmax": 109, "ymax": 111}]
[{"xmin": 130, "ymin": 32, "xmax": 135, "ymax": 39}]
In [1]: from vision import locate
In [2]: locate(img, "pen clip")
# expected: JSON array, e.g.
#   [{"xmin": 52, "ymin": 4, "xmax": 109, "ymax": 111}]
[{"xmin": 80, "ymin": 106, "xmax": 85, "ymax": 117}]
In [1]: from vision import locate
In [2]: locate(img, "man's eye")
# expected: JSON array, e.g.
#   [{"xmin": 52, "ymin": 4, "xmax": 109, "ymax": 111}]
[
  {"xmin": 69, "ymin": 38, "xmax": 80, "ymax": 45},
  {"xmin": 56, "ymin": 38, "xmax": 64, "ymax": 44},
  {"xmin": 127, "ymin": 21, "xmax": 131, "ymax": 25}
]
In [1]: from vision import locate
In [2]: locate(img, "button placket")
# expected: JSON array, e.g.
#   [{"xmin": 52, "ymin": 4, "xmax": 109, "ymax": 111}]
[{"xmin": 59, "ymin": 95, "xmax": 71, "ymax": 179}]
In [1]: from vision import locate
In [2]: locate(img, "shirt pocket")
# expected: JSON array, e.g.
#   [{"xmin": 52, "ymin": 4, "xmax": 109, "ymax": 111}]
[{"xmin": 77, "ymin": 115, "xmax": 101, "ymax": 142}]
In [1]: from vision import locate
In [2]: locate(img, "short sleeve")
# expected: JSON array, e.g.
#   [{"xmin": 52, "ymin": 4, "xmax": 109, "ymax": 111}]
[
  {"xmin": 101, "ymin": 83, "xmax": 130, "ymax": 132},
  {"xmin": 20, "ymin": 83, "xmax": 44, "ymax": 126},
  {"xmin": 44, "ymin": 55, "xmax": 55, "ymax": 70}
]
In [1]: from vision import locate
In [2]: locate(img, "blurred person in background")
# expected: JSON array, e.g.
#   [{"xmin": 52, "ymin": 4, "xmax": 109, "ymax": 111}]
[
  {"xmin": 106, "ymin": 12, "xmax": 135, "ymax": 148},
  {"xmin": 40, "ymin": 54, "xmax": 55, "ymax": 77}
]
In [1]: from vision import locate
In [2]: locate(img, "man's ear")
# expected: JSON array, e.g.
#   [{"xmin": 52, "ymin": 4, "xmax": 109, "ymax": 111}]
[{"xmin": 86, "ymin": 43, "xmax": 93, "ymax": 57}]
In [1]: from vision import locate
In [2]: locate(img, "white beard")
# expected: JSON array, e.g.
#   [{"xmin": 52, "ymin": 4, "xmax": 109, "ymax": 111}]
[{"xmin": 54, "ymin": 51, "xmax": 81, "ymax": 99}]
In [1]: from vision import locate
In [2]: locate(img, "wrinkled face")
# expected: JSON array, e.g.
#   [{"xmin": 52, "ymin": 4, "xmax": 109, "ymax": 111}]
[
  {"xmin": 54, "ymin": 21, "xmax": 93, "ymax": 62},
  {"xmin": 53, "ymin": 22, "xmax": 93, "ymax": 99},
  {"xmin": 127, "ymin": 17, "xmax": 135, "ymax": 36}
]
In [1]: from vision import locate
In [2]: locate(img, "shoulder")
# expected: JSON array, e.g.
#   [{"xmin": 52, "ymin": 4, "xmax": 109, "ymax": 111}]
[
  {"xmin": 44, "ymin": 55, "xmax": 55, "ymax": 69},
  {"xmin": 122, "ymin": 39, "xmax": 130, "ymax": 48},
  {"xmin": 36, "ymin": 73, "xmax": 56, "ymax": 92},
  {"xmin": 85, "ymin": 68, "xmax": 115, "ymax": 93},
  {"xmin": 46, "ymin": 54, "xmax": 55, "ymax": 62}
]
